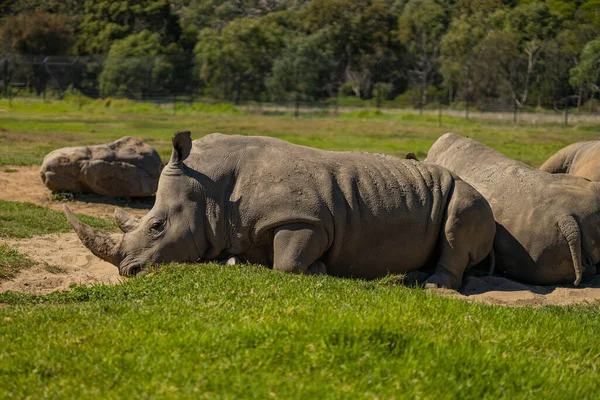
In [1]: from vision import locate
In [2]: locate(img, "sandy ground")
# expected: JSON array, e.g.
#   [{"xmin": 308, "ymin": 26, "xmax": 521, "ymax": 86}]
[
  {"xmin": 1, "ymin": 233, "xmax": 121, "ymax": 294},
  {"xmin": 0, "ymin": 166, "xmax": 151, "ymax": 219},
  {"xmin": 2, "ymin": 166, "xmax": 600, "ymax": 306}
]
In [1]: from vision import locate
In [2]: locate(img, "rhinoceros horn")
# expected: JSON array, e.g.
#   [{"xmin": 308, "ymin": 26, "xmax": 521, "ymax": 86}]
[
  {"xmin": 113, "ymin": 208, "xmax": 140, "ymax": 233},
  {"xmin": 64, "ymin": 205, "xmax": 124, "ymax": 266}
]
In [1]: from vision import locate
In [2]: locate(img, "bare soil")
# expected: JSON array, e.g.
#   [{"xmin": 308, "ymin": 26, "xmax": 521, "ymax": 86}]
[
  {"xmin": 0, "ymin": 166, "xmax": 151, "ymax": 219},
  {"xmin": 1, "ymin": 233, "xmax": 121, "ymax": 294},
  {"xmin": 2, "ymin": 166, "xmax": 600, "ymax": 306}
]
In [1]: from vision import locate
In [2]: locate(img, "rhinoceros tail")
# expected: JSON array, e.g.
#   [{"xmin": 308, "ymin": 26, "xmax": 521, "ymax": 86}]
[{"xmin": 557, "ymin": 215, "xmax": 584, "ymax": 286}]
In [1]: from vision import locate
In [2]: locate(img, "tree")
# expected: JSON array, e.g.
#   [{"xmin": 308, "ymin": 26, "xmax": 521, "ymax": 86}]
[
  {"xmin": 0, "ymin": 12, "xmax": 75, "ymax": 96},
  {"xmin": 99, "ymin": 30, "xmax": 179, "ymax": 98},
  {"xmin": 77, "ymin": 0, "xmax": 181, "ymax": 55},
  {"xmin": 194, "ymin": 17, "xmax": 285, "ymax": 103},
  {"xmin": 267, "ymin": 30, "xmax": 335, "ymax": 114},
  {"xmin": 304, "ymin": 0, "xmax": 402, "ymax": 99},
  {"xmin": 398, "ymin": 0, "xmax": 449, "ymax": 110},
  {"xmin": 505, "ymin": 1, "xmax": 559, "ymax": 105},
  {"xmin": 570, "ymin": 39, "xmax": 600, "ymax": 106},
  {"xmin": 0, "ymin": 12, "xmax": 74, "ymax": 54}
]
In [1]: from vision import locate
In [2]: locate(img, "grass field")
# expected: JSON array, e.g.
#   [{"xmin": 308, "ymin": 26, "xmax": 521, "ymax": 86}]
[
  {"xmin": 1, "ymin": 99, "xmax": 598, "ymax": 167},
  {"xmin": 1, "ymin": 99, "xmax": 600, "ymax": 398}
]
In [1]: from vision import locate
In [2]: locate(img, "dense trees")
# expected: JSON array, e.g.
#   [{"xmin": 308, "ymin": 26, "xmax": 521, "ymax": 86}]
[{"xmin": 0, "ymin": 0, "xmax": 599, "ymax": 110}]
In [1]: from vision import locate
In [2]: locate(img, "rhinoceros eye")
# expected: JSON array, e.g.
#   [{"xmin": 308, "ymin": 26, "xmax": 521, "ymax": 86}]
[{"xmin": 149, "ymin": 220, "xmax": 165, "ymax": 234}]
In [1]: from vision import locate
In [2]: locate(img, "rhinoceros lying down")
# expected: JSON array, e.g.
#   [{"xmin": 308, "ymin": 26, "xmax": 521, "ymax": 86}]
[
  {"xmin": 425, "ymin": 133, "xmax": 600, "ymax": 286},
  {"xmin": 64, "ymin": 132, "xmax": 495, "ymax": 289},
  {"xmin": 540, "ymin": 141, "xmax": 600, "ymax": 181}
]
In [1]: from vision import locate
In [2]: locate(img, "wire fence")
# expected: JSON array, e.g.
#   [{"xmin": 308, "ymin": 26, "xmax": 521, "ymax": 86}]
[{"xmin": 2, "ymin": 54, "xmax": 599, "ymax": 126}]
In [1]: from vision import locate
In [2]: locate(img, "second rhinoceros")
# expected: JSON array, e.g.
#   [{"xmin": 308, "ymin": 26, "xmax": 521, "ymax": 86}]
[
  {"xmin": 426, "ymin": 133, "xmax": 600, "ymax": 286},
  {"xmin": 64, "ymin": 132, "xmax": 495, "ymax": 289}
]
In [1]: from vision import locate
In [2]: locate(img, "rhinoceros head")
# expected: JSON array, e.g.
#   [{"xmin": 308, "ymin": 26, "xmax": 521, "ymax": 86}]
[{"xmin": 65, "ymin": 131, "xmax": 213, "ymax": 276}]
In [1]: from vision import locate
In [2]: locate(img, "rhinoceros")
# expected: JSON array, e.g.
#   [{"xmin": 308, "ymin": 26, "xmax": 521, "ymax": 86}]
[
  {"xmin": 540, "ymin": 141, "xmax": 600, "ymax": 181},
  {"xmin": 425, "ymin": 133, "xmax": 600, "ymax": 286},
  {"xmin": 64, "ymin": 132, "xmax": 496, "ymax": 289}
]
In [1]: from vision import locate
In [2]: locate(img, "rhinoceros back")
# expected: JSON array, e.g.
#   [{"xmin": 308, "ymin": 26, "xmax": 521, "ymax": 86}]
[{"xmin": 189, "ymin": 134, "xmax": 455, "ymax": 278}]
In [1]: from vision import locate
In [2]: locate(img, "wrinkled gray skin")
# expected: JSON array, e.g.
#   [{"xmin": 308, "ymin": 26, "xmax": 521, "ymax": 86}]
[
  {"xmin": 540, "ymin": 141, "xmax": 600, "ymax": 181},
  {"xmin": 425, "ymin": 133, "xmax": 600, "ymax": 285},
  {"xmin": 65, "ymin": 132, "xmax": 496, "ymax": 289}
]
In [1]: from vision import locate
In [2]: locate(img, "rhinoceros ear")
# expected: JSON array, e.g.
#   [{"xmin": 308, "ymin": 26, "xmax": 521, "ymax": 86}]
[{"xmin": 170, "ymin": 131, "xmax": 192, "ymax": 165}]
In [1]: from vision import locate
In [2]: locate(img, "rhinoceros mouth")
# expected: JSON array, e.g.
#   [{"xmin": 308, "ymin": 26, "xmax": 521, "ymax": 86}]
[{"xmin": 119, "ymin": 263, "xmax": 144, "ymax": 277}]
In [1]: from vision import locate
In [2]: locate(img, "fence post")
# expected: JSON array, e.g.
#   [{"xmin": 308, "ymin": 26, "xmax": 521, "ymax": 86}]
[
  {"xmin": 513, "ymin": 98, "xmax": 518, "ymax": 125},
  {"xmin": 438, "ymin": 102, "xmax": 442, "ymax": 127},
  {"xmin": 564, "ymin": 105, "xmax": 569, "ymax": 127}
]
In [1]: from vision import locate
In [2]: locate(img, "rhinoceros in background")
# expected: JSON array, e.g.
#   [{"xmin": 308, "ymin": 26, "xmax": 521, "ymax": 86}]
[
  {"xmin": 64, "ymin": 132, "xmax": 496, "ymax": 289},
  {"xmin": 426, "ymin": 133, "xmax": 600, "ymax": 286},
  {"xmin": 540, "ymin": 141, "xmax": 600, "ymax": 181}
]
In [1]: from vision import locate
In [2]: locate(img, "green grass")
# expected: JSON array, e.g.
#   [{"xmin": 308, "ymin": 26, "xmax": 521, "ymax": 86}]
[
  {"xmin": 0, "ymin": 200, "xmax": 115, "ymax": 238},
  {"xmin": 0, "ymin": 99, "xmax": 598, "ymax": 166},
  {"xmin": 0, "ymin": 244, "xmax": 36, "ymax": 279},
  {"xmin": 1, "ymin": 264, "xmax": 600, "ymax": 398}
]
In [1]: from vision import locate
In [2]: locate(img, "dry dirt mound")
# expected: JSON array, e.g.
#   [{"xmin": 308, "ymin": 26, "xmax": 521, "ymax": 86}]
[
  {"xmin": 0, "ymin": 166, "xmax": 150, "ymax": 219},
  {"xmin": 1, "ymin": 233, "xmax": 121, "ymax": 294}
]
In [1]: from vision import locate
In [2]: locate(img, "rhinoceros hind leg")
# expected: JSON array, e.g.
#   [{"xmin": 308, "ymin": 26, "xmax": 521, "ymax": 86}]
[{"xmin": 426, "ymin": 180, "xmax": 496, "ymax": 290}]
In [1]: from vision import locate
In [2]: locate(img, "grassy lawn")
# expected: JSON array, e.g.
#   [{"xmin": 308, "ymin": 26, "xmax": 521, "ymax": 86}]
[
  {"xmin": 1, "ymin": 100, "xmax": 600, "ymax": 398},
  {"xmin": 0, "ymin": 99, "xmax": 598, "ymax": 167},
  {"xmin": 2, "ymin": 264, "xmax": 600, "ymax": 398},
  {"xmin": 0, "ymin": 200, "xmax": 115, "ymax": 238}
]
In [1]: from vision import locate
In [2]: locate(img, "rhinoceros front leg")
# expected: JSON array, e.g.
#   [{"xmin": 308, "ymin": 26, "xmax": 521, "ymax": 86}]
[{"xmin": 272, "ymin": 223, "xmax": 329, "ymax": 275}]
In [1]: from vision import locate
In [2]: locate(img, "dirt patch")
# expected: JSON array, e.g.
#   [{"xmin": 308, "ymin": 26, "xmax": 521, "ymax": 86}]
[
  {"xmin": 0, "ymin": 166, "xmax": 151, "ymax": 219},
  {"xmin": 0, "ymin": 233, "xmax": 121, "ymax": 294},
  {"xmin": 434, "ymin": 275, "xmax": 600, "ymax": 307}
]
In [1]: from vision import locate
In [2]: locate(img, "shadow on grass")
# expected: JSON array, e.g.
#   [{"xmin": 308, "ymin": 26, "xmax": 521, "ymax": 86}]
[{"xmin": 53, "ymin": 191, "xmax": 155, "ymax": 210}]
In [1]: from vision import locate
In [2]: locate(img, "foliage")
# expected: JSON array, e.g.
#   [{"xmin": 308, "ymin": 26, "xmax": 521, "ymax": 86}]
[
  {"xmin": 570, "ymin": 39, "xmax": 600, "ymax": 95},
  {"xmin": 0, "ymin": 12, "xmax": 73, "ymax": 54},
  {"xmin": 0, "ymin": 200, "xmax": 115, "ymax": 238},
  {"xmin": 76, "ymin": 0, "xmax": 180, "ymax": 55},
  {"xmin": 194, "ymin": 17, "xmax": 285, "ymax": 102},
  {"xmin": 266, "ymin": 30, "xmax": 335, "ymax": 101},
  {"xmin": 2, "ymin": 0, "xmax": 600, "ymax": 109},
  {"xmin": 99, "ymin": 30, "xmax": 180, "ymax": 98}
]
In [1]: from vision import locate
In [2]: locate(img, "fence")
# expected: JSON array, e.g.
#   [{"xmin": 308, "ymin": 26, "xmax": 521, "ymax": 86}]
[{"xmin": 1, "ymin": 54, "xmax": 598, "ymax": 126}]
